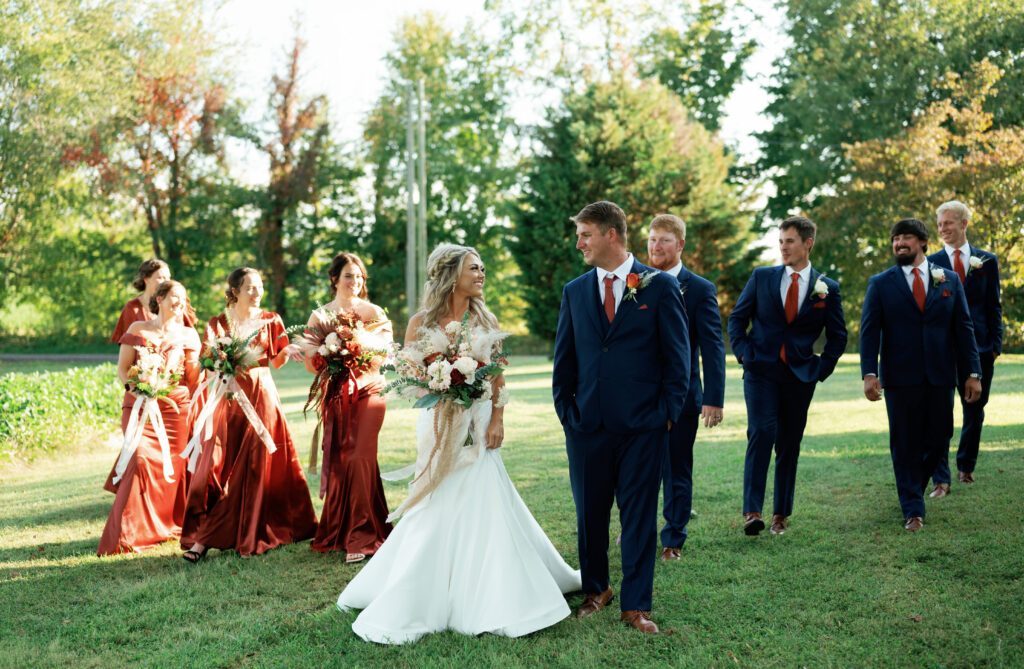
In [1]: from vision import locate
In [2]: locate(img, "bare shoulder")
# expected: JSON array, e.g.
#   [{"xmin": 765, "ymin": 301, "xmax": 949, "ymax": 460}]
[
  {"xmin": 356, "ymin": 301, "xmax": 387, "ymax": 323},
  {"xmin": 405, "ymin": 312, "xmax": 426, "ymax": 344}
]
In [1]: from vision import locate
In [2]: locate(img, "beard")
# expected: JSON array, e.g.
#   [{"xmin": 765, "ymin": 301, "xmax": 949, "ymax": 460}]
[
  {"xmin": 648, "ymin": 256, "xmax": 677, "ymax": 271},
  {"xmin": 894, "ymin": 249, "xmax": 915, "ymax": 266}
]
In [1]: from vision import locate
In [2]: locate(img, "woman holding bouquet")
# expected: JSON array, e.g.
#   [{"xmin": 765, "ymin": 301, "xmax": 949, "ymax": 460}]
[
  {"xmin": 110, "ymin": 259, "xmax": 196, "ymax": 342},
  {"xmin": 337, "ymin": 244, "xmax": 581, "ymax": 644},
  {"xmin": 301, "ymin": 253, "xmax": 393, "ymax": 560},
  {"xmin": 98, "ymin": 280, "xmax": 201, "ymax": 555},
  {"xmin": 181, "ymin": 267, "xmax": 317, "ymax": 561}
]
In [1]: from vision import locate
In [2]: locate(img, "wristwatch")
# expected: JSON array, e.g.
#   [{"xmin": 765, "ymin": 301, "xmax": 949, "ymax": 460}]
[{"xmin": 968, "ymin": 372, "xmax": 982, "ymax": 380}]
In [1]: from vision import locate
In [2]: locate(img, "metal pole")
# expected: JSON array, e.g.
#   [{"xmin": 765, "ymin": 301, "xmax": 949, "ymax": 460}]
[
  {"xmin": 405, "ymin": 85, "xmax": 417, "ymax": 319},
  {"xmin": 417, "ymin": 78, "xmax": 427, "ymax": 297}
]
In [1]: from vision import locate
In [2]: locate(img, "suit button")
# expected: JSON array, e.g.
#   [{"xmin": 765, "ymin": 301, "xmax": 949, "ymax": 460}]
[{"xmin": 601, "ymin": 347, "xmax": 608, "ymax": 352}]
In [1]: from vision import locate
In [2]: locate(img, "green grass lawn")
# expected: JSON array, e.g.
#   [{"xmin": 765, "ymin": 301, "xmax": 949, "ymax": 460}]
[{"xmin": 2, "ymin": 355, "xmax": 1023, "ymax": 667}]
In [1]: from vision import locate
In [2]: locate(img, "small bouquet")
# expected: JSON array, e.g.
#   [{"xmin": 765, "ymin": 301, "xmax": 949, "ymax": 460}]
[
  {"xmin": 199, "ymin": 329, "xmax": 262, "ymax": 380},
  {"xmin": 126, "ymin": 345, "xmax": 182, "ymax": 401},
  {"xmin": 385, "ymin": 311, "xmax": 509, "ymax": 410},
  {"xmin": 294, "ymin": 308, "xmax": 392, "ymax": 416}
]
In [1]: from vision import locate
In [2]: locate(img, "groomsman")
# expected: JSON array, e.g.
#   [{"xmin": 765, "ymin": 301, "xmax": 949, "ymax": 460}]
[
  {"xmin": 926, "ymin": 200, "xmax": 1002, "ymax": 494},
  {"xmin": 860, "ymin": 218, "xmax": 982, "ymax": 531},
  {"xmin": 728, "ymin": 216, "xmax": 847, "ymax": 536},
  {"xmin": 646, "ymin": 214, "xmax": 726, "ymax": 559},
  {"xmin": 553, "ymin": 201, "xmax": 689, "ymax": 634}
]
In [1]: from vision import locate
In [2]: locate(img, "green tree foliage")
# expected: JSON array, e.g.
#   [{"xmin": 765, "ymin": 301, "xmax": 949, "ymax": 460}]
[
  {"xmin": 361, "ymin": 12, "xmax": 519, "ymax": 329},
  {"xmin": 760, "ymin": 0, "xmax": 1024, "ymax": 220},
  {"xmin": 511, "ymin": 75, "xmax": 756, "ymax": 342},
  {"xmin": 636, "ymin": 0, "xmax": 756, "ymax": 132},
  {"xmin": 810, "ymin": 60, "xmax": 1024, "ymax": 345}
]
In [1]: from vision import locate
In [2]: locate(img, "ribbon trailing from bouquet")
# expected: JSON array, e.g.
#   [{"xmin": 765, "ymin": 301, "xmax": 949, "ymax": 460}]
[
  {"xmin": 318, "ymin": 375, "xmax": 359, "ymax": 499},
  {"xmin": 181, "ymin": 372, "xmax": 277, "ymax": 473},
  {"xmin": 113, "ymin": 395, "xmax": 174, "ymax": 485}
]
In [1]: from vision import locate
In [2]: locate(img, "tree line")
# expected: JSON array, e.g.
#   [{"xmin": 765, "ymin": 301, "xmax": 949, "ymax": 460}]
[{"xmin": 1, "ymin": 0, "xmax": 1021, "ymax": 349}]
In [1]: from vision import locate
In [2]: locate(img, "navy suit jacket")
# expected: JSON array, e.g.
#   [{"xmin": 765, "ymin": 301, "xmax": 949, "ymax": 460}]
[
  {"xmin": 859, "ymin": 263, "xmax": 981, "ymax": 387},
  {"xmin": 674, "ymin": 266, "xmax": 726, "ymax": 414},
  {"xmin": 727, "ymin": 266, "xmax": 847, "ymax": 383},
  {"xmin": 927, "ymin": 247, "xmax": 1002, "ymax": 355},
  {"xmin": 553, "ymin": 258, "xmax": 690, "ymax": 433}
]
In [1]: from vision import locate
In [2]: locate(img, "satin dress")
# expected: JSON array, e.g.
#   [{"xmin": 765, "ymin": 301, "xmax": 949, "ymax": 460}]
[
  {"xmin": 97, "ymin": 332, "xmax": 199, "ymax": 555},
  {"xmin": 111, "ymin": 297, "xmax": 196, "ymax": 344},
  {"xmin": 181, "ymin": 311, "xmax": 317, "ymax": 556}
]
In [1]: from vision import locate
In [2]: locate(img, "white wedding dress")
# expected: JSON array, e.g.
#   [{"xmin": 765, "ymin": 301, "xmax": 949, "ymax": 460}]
[{"xmin": 337, "ymin": 399, "xmax": 582, "ymax": 644}]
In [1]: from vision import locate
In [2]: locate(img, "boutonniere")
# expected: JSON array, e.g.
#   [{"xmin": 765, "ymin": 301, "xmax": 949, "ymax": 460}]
[
  {"xmin": 930, "ymin": 267, "xmax": 946, "ymax": 287},
  {"xmin": 813, "ymin": 276, "xmax": 828, "ymax": 299},
  {"xmin": 623, "ymin": 271, "xmax": 656, "ymax": 302},
  {"xmin": 967, "ymin": 255, "xmax": 988, "ymax": 275}
]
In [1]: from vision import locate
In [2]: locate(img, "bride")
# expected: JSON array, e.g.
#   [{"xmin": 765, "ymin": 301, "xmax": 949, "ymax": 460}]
[{"xmin": 336, "ymin": 243, "xmax": 581, "ymax": 644}]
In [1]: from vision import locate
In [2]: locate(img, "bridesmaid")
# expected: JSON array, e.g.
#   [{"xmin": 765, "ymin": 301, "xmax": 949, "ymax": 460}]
[
  {"xmin": 307, "ymin": 253, "xmax": 393, "ymax": 561},
  {"xmin": 181, "ymin": 267, "xmax": 317, "ymax": 561},
  {"xmin": 98, "ymin": 280, "xmax": 201, "ymax": 555},
  {"xmin": 111, "ymin": 258, "xmax": 196, "ymax": 343}
]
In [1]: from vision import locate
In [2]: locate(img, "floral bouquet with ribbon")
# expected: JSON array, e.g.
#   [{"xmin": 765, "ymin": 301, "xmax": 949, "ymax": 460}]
[
  {"xmin": 293, "ymin": 308, "xmax": 392, "ymax": 497},
  {"xmin": 181, "ymin": 312, "xmax": 285, "ymax": 473},
  {"xmin": 112, "ymin": 345, "xmax": 183, "ymax": 485},
  {"xmin": 381, "ymin": 312, "xmax": 510, "ymax": 520}
]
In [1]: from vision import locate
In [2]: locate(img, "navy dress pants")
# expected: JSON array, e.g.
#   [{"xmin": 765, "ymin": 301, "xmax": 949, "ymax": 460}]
[
  {"xmin": 884, "ymin": 384, "xmax": 954, "ymax": 518},
  {"xmin": 660, "ymin": 414, "xmax": 699, "ymax": 549},
  {"xmin": 932, "ymin": 351, "xmax": 995, "ymax": 483}
]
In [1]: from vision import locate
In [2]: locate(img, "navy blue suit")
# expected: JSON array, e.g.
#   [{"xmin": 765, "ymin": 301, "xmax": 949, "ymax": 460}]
[
  {"xmin": 553, "ymin": 258, "xmax": 689, "ymax": 611},
  {"xmin": 728, "ymin": 266, "xmax": 847, "ymax": 518},
  {"xmin": 660, "ymin": 266, "xmax": 725, "ymax": 549},
  {"xmin": 927, "ymin": 247, "xmax": 1003, "ymax": 481},
  {"xmin": 860, "ymin": 263, "xmax": 981, "ymax": 519}
]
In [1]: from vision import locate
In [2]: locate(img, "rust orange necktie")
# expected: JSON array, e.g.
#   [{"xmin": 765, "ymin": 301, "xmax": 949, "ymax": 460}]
[
  {"xmin": 603, "ymin": 275, "xmax": 616, "ymax": 323},
  {"xmin": 953, "ymin": 249, "xmax": 966, "ymax": 283},
  {"xmin": 912, "ymin": 268, "xmax": 926, "ymax": 311},
  {"xmin": 780, "ymin": 272, "xmax": 799, "ymax": 363}
]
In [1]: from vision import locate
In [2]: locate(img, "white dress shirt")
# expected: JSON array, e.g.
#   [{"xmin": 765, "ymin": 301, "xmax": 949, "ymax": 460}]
[
  {"xmin": 780, "ymin": 264, "xmax": 812, "ymax": 308},
  {"xmin": 663, "ymin": 261, "xmax": 683, "ymax": 279},
  {"xmin": 944, "ymin": 240, "xmax": 971, "ymax": 271},
  {"xmin": 596, "ymin": 253, "xmax": 635, "ymax": 314},
  {"xmin": 901, "ymin": 258, "xmax": 929, "ymax": 297}
]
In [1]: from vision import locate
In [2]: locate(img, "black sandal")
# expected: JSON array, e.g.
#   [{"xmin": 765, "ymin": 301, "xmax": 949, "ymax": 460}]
[{"xmin": 183, "ymin": 546, "xmax": 209, "ymax": 564}]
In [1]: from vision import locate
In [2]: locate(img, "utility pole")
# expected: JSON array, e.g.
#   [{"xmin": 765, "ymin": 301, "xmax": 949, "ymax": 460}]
[
  {"xmin": 405, "ymin": 85, "xmax": 417, "ymax": 319},
  {"xmin": 416, "ymin": 78, "xmax": 428, "ymax": 295}
]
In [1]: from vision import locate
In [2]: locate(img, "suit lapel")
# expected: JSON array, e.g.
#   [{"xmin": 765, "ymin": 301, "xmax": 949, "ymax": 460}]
[
  {"xmin": 964, "ymin": 245, "xmax": 983, "ymax": 286},
  {"xmin": 931, "ymin": 251, "xmax": 952, "ymax": 271},
  {"xmin": 771, "ymin": 266, "xmax": 786, "ymax": 317},
  {"xmin": 923, "ymin": 261, "xmax": 943, "ymax": 312},
  {"xmin": 604, "ymin": 260, "xmax": 644, "ymax": 341},
  {"xmin": 889, "ymin": 266, "xmax": 920, "ymax": 312},
  {"xmin": 579, "ymin": 269, "xmax": 604, "ymax": 335},
  {"xmin": 796, "ymin": 268, "xmax": 820, "ymax": 319}
]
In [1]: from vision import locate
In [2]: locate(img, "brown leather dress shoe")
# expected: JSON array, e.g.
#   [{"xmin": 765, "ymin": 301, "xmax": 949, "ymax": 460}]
[
  {"xmin": 743, "ymin": 511, "xmax": 764, "ymax": 536},
  {"xmin": 904, "ymin": 516, "xmax": 924, "ymax": 531},
  {"xmin": 928, "ymin": 482, "xmax": 950, "ymax": 498},
  {"xmin": 769, "ymin": 514, "xmax": 787, "ymax": 535},
  {"xmin": 577, "ymin": 587, "xmax": 613, "ymax": 619},
  {"xmin": 958, "ymin": 471, "xmax": 976, "ymax": 484},
  {"xmin": 661, "ymin": 547, "xmax": 681, "ymax": 561},
  {"xmin": 620, "ymin": 610, "xmax": 659, "ymax": 634}
]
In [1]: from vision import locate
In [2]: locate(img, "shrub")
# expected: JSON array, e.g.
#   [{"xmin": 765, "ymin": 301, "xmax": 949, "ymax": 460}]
[{"xmin": 0, "ymin": 364, "xmax": 122, "ymax": 464}]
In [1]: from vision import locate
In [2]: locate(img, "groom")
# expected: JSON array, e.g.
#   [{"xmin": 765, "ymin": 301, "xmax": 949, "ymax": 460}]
[{"xmin": 553, "ymin": 201, "xmax": 690, "ymax": 634}]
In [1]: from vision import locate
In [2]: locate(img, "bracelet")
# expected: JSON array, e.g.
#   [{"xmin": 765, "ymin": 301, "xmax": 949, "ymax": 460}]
[{"xmin": 492, "ymin": 387, "xmax": 510, "ymax": 408}]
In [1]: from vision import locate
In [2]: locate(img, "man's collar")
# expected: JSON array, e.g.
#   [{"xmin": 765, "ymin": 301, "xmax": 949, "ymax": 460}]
[
  {"xmin": 944, "ymin": 240, "xmax": 970, "ymax": 255},
  {"xmin": 901, "ymin": 257, "xmax": 928, "ymax": 275},
  {"xmin": 663, "ymin": 261, "xmax": 683, "ymax": 278},
  {"xmin": 598, "ymin": 253, "xmax": 634, "ymax": 281},
  {"xmin": 784, "ymin": 264, "xmax": 812, "ymax": 280}
]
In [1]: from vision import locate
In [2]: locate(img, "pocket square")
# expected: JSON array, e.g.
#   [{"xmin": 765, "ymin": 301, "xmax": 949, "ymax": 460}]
[
  {"xmin": 813, "ymin": 301, "xmax": 826, "ymax": 309},
  {"xmin": 638, "ymin": 304, "xmax": 649, "ymax": 310},
  {"xmin": 942, "ymin": 289, "xmax": 951, "ymax": 297}
]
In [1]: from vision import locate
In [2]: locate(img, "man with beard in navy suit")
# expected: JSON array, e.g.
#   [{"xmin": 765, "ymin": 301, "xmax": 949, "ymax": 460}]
[
  {"xmin": 553, "ymin": 201, "xmax": 689, "ymax": 634},
  {"xmin": 925, "ymin": 201, "xmax": 1002, "ymax": 495},
  {"xmin": 728, "ymin": 216, "xmax": 847, "ymax": 536},
  {"xmin": 646, "ymin": 214, "xmax": 726, "ymax": 559},
  {"xmin": 860, "ymin": 218, "xmax": 982, "ymax": 531}
]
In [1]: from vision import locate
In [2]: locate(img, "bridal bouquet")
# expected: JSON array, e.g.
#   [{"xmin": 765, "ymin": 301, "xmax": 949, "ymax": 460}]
[
  {"xmin": 384, "ymin": 311, "xmax": 510, "ymax": 410},
  {"xmin": 198, "ymin": 328, "xmax": 262, "ymax": 379}
]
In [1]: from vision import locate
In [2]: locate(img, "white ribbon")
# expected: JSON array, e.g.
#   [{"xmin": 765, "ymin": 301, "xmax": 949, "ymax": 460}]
[
  {"xmin": 113, "ymin": 395, "xmax": 175, "ymax": 485},
  {"xmin": 181, "ymin": 373, "xmax": 278, "ymax": 473},
  {"xmin": 380, "ymin": 463, "xmax": 416, "ymax": 481}
]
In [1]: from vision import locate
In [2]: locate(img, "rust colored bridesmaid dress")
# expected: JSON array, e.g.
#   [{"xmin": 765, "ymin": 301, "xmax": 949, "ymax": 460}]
[
  {"xmin": 310, "ymin": 371, "xmax": 392, "ymax": 555},
  {"xmin": 97, "ymin": 333, "xmax": 199, "ymax": 555},
  {"xmin": 181, "ymin": 311, "xmax": 317, "ymax": 557},
  {"xmin": 111, "ymin": 297, "xmax": 197, "ymax": 344}
]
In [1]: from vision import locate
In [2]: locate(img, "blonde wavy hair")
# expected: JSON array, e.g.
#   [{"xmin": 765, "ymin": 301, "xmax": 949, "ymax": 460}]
[{"xmin": 419, "ymin": 243, "xmax": 499, "ymax": 330}]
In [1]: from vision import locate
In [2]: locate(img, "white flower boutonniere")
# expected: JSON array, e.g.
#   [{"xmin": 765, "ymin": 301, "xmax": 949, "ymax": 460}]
[
  {"xmin": 623, "ymin": 271, "xmax": 656, "ymax": 302},
  {"xmin": 930, "ymin": 267, "xmax": 947, "ymax": 287},
  {"xmin": 967, "ymin": 255, "xmax": 987, "ymax": 274},
  {"xmin": 813, "ymin": 277, "xmax": 828, "ymax": 299}
]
